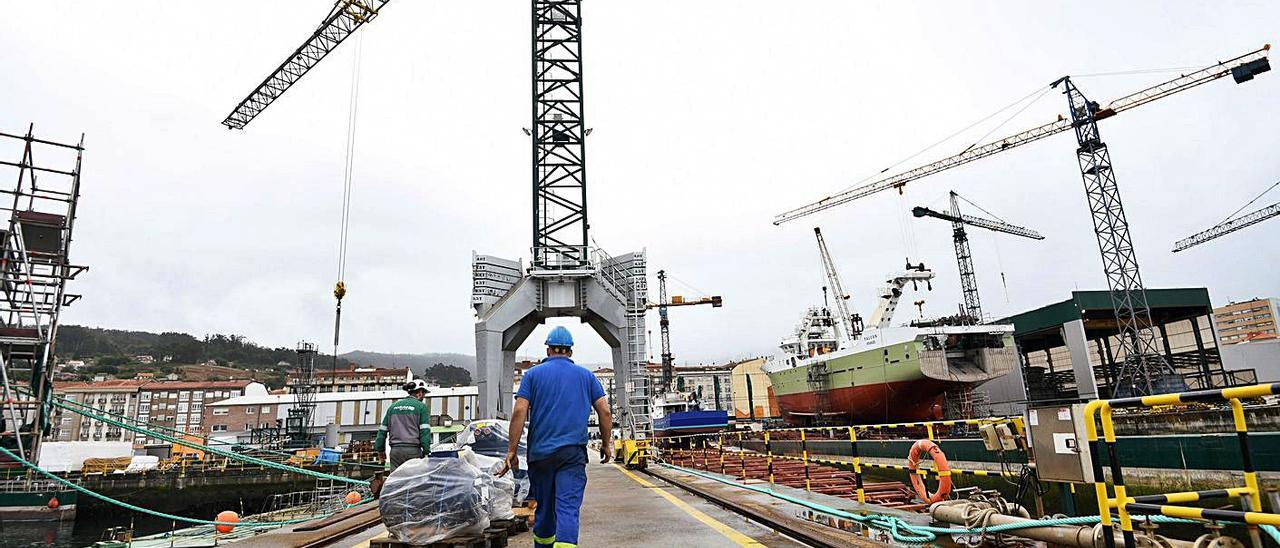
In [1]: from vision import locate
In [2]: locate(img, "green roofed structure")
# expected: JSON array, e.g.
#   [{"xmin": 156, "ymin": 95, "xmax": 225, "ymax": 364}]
[{"xmin": 978, "ymin": 288, "xmax": 1259, "ymax": 416}]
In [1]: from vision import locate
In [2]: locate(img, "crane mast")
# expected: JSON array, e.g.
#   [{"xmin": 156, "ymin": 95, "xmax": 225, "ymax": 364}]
[
  {"xmin": 774, "ymin": 46, "xmax": 1271, "ymax": 398},
  {"xmin": 1052, "ymin": 75, "xmax": 1174, "ymax": 397},
  {"xmin": 657, "ymin": 270, "xmax": 673, "ymax": 392},
  {"xmin": 949, "ymin": 194, "xmax": 980, "ymax": 322},
  {"xmin": 912, "ymin": 191, "xmax": 1043, "ymax": 322},
  {"xmin": 648, "ymin": 271, "xmax": 722, "ymax": 394},
  {"xmin": 813, "ymin": 227, "xmax": 862, "ymax": 341},
  {"xmin": 532, "ymin": 1, "xmax": 590, "ymax": 268}
]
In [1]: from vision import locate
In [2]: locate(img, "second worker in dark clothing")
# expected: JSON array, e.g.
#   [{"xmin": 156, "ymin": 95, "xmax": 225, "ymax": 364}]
[{"xmin": 375, "ymin": 379, "xmax": 432, "ymax": 471}]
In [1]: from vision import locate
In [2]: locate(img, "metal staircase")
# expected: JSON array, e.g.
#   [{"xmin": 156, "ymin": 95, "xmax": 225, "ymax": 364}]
[
  {"xmin": 806, "ymin": 362, "xmax": 830, "ymax": 426},
  {"xmin": 591, "ymin": 248, "xmax": 651, "ymax": 440},
  {"xmin": 623, "ymin": 263, "xmax": 651, "ymax": 440}
]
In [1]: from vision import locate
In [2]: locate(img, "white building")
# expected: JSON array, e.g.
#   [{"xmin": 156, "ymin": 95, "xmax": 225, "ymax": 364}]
[{"xmin": 205, "ymin": 384, "xmax": 479, "ymax": 446}]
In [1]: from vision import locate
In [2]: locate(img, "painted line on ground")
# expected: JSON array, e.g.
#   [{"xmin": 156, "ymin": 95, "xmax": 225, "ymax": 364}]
[{"xmin": 614, "ymin": 464, "xmax": 766, "ymax": 547}]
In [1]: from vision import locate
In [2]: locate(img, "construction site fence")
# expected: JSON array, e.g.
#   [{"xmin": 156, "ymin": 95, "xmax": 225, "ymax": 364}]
[{"xmin": 1085, "ymin": 382, "xmax": 1280, "ymax": 548}]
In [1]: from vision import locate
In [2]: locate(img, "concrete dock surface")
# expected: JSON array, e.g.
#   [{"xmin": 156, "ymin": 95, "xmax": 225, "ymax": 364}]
[{"xmin": 328, "ymin": 461, "xmax": 810, "ymax": 548}]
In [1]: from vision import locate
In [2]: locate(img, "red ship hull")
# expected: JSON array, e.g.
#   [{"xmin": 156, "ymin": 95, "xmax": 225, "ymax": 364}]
[{"xmin": 773, "ymin": 378, "xmax": 948, "ymax": 425}]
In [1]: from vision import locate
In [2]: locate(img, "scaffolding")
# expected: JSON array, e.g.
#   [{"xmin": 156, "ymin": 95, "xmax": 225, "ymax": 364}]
[
  {"xmin": 0, "ymin": 126, "xmax": 87, "ymax": 463},
  {"xmin": 286, "ymin": 341, "xmax": 319, "ymax": 449}
]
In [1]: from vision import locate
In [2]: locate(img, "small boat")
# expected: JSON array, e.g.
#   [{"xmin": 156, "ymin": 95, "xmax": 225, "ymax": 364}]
[
  {"xmin": 651, "ymin": 392, "xmax": 728, "ymax": 438},
  {"xmin": 0, "ymin": 478, "xmax": 77, "ymax": 521}
]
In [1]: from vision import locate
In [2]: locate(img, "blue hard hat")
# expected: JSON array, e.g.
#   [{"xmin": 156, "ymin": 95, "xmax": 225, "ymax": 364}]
[{"xmin": 545, "ymin": 326, "xmax": 574, "ymax": 348}]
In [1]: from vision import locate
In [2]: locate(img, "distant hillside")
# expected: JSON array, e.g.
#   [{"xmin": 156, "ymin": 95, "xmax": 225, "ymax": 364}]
[
  {"xmin": 340, "ymin": 350, "xmax": 476, "ymax": 377},
  {"xmin": 57, "ymin": 325, "xmax": 348, "ymax": 369}
]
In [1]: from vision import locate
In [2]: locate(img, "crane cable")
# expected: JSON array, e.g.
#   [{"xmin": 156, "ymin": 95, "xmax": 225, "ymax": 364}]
[
  {"xmin": 1216, "ymin": 178, "xmax": 1280, "ymax": 226},
  {"xmin": 333, "ymin": 33, "xmax": 364, "ymax": 373}
]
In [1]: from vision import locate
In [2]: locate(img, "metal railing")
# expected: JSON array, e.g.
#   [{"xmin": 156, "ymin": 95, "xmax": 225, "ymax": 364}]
[{"xmin": 1084, "ymin": 382, "xmax": 1280, "ymax": 548}]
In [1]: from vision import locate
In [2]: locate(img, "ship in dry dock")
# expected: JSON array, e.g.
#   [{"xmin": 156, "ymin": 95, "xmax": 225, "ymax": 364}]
[{"xmin": 762, "ymin": 265, "xmax": 1016, "ymax": 424}]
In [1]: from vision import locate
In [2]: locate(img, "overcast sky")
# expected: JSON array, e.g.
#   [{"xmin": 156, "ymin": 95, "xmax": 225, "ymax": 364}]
[{"xmin": 2, "ymin": 1, "xmax": 1278, "ymax": 365}]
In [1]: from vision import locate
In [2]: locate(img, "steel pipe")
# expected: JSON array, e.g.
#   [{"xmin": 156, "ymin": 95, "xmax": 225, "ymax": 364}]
[{"xmin": 931, "ymin": 501, "xmax": 1196, "ymax": 548}]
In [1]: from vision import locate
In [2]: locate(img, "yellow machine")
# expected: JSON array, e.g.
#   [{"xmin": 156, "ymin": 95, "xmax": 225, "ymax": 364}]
[{"xmin": 616, "ymin": 438, "xmax": 648, "ymax": 470}]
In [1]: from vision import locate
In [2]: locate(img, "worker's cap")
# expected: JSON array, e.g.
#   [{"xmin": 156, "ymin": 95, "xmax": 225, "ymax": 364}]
[{"xmin": 545, "ymin": 326, "xmax": 574, "ymax": 348}]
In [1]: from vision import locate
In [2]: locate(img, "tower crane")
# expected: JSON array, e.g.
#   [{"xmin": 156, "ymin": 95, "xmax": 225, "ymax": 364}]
[
  {"xmin": 1172, "ymin": 179, "xmax": 1280, "ymax": 252},
  {"xmin": 774, "ymin": 45, "xmax": 1271, "ymax": 398},
  {"xmin": 647, "ymin": 270, "xmax": 722, "ymax": 394},
  {"xmin": 912, "ymin": 191, "xmax": 1044, "ymax": 323},
  {"xmin": 223, "ymin": 1, "xmax": 649, "ymax": 428},
  {"xmin": 813, "ymin": 227, "xmax": 863, "ymax": 341},
  {"xmin": 222, "ymin": 0, "xmax": 389, "ymax": 130}
]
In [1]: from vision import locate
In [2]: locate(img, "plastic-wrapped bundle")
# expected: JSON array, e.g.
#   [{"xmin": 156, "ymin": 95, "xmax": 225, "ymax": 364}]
[
  {"xmin": 378, "ymin": 457, "xmax": 490, "ymax": 545},
  {"xmin": 461, "ymin": 449, "xmax": 516, "ymax": 521},
  {"xmin": 455, "ymin": 420, "xmax": 526, "ymax": 461},
  {"xmin": 455, "ymin": 419, "xmax": 531, "ymax": 502}
]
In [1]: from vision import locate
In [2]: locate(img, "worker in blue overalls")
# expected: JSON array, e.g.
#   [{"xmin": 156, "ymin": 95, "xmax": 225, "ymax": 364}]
[{"xmin": 496, "ymin": 326, "xmax": 613, "ymax": 548}]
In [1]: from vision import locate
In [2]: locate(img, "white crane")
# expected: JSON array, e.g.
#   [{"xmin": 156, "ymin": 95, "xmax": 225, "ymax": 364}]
[{"xmin": 813, "ymin": 227, "xmax": 862, "ymax": 342}]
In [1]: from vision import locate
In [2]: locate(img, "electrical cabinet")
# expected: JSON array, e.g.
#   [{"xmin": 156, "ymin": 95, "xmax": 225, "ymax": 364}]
[{"xmin": 1025, "ymin": 403, "xmax": 1095, "ymax": 484}]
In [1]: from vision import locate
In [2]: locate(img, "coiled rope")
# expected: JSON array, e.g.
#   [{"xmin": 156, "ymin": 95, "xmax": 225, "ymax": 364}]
[{"xmin": 48, "ymin": 397, "xmax": 369, "ymax": 486}]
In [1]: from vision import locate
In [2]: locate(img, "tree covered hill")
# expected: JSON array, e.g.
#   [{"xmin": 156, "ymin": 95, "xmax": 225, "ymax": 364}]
[
  {"xmin": 56, "ymin": 325, "xmax": 347, "ymax": 369},
  {"xmin": 54, "ymin": 326, "xmax": 475, "ymax": 386}
]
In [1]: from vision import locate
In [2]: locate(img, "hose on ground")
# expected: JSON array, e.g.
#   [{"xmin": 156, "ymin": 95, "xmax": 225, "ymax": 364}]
[{"xmin": 660, "ymin": 463, "xmax": 1213, "ymax": 545}]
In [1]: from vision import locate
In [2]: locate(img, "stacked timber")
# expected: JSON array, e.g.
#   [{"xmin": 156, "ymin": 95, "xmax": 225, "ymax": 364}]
[{"xmin": 664, "ymin": 448, "xmax": 922, "ymax": 511}]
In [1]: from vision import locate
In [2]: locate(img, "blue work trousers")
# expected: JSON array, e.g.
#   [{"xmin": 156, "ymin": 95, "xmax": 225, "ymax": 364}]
[{"xmin": 528, "ymin": 445, "xmax": 588, "ymax": 547}]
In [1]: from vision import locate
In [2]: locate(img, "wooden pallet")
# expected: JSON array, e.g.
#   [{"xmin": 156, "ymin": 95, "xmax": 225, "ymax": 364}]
[{"xmin": 372, "ymin": 517, "xmax": 527, "ymax": 548}]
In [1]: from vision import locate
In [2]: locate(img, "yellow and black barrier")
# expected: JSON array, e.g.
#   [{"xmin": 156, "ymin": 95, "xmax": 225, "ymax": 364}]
[{"xmin": 1085, "ymin": 382, "xmax": 1280, "ymax": 548}]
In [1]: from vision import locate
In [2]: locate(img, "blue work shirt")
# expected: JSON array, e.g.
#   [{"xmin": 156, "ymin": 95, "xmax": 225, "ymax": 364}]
[{"xmin": 515, "ymin": 355, "xmax": 606, "ymax": 462}]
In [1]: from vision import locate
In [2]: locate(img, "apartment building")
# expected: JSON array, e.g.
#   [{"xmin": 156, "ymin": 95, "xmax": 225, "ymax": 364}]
[
  {"xmin": 135, "ymin": 380, "xmax": 253, "ymax": 446},
  {"xmin": 205, "ymin": 384, "xmax": 478, "ymax": 446},
  {"xmin": 51, "ymin": 378, "xmax": 253, "ymax": 446},
  {"xmin": 51, "ymin": 380, "xmax": 147, "ymax": 442},
  {"xmin": 1215, "ymin": 297, "xmax": 1280, "ymax": 345}
]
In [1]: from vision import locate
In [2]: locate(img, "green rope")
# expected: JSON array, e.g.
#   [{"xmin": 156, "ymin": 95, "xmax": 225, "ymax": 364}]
[
  {"xmin": 49, "ymin": 398, "xmax": 369, "ymax": 486},
  {"xmin": 0, "ymin": 443, "xmax": 348, "ymax": 528},
  {"xmin": 49, "ymin": 393, "xmax": 384, "ymax": 470},
  {"xmin": 1262, "ymin": 524, "xmax": 1280, "ymax": 545},
  {"xmin": 660, "ymin": 463, "xmax": 1212, "ymax": 544}
]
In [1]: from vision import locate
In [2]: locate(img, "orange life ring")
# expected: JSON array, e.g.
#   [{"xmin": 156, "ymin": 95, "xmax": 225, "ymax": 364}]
[{"xmin": 906, "ymin": 439, "xmax": 952, "ymax": 504}]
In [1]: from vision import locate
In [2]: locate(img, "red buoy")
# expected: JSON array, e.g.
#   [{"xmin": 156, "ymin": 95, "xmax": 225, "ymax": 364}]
[
  {"xmin": 47, "ymin": 496, "xmax": 59, "ymax": 509},
  {"xmin": 215, "ymin": 510, "xmax": 239, "ymax": 533},
  {"xmin": 345, "ymin": 491, "xmax": 362, "ymax": 505}
]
